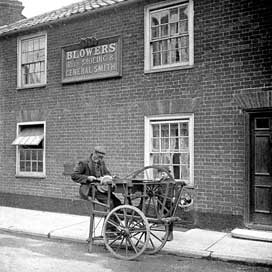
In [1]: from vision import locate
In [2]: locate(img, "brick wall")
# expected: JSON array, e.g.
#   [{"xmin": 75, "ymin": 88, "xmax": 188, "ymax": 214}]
[{"xmin": 0, "ymin": 0, "xmax": 272, "ymax": 226}]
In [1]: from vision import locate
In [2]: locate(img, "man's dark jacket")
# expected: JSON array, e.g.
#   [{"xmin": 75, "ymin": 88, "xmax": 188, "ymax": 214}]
[{"xmin": 71, "ymin": 155, "xmax": 110, "ymax": 199}]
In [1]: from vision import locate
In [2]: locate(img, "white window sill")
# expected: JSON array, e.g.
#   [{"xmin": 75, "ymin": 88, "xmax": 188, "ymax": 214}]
[
  {"xmin": 16, "ymin": 174, "xmax": 46, "ymax": 179},
  {"xmin": 17, "ymin": 84, "xmax": 46, "ymax": 90},
  {"xmin": 144, "ymin": 65, "xmax": 194, "ymax": 74}
]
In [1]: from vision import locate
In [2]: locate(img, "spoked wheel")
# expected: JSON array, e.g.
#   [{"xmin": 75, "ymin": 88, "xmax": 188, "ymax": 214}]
[
  {"xmin": 145, "ymin": 222, "xmax": 169, "ymax": 254},
  {"xmin": 103, "ymin": 205, "xmax": 150, "ymax": 260}
]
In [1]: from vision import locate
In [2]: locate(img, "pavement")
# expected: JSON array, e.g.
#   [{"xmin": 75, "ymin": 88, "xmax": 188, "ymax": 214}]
[{"xmin": 0, "ymin": 206, "xmax": 272, "ymax": 266}]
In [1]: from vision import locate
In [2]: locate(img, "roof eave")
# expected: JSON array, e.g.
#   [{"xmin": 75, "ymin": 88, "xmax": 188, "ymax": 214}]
[{"xmin": 0, "ymin": 0, "xmax": 141, "ymax": 38}]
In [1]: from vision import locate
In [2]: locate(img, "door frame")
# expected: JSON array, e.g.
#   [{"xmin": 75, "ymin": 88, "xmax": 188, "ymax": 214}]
[{"xmin": 244, "ymin": 109, "xmax": 272, "ymax": 230}]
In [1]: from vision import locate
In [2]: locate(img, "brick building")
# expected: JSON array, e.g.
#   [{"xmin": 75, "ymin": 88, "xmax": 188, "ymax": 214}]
[{"xmin": 0, "ymin": 0, "xmax": 271, "ymax": 230}]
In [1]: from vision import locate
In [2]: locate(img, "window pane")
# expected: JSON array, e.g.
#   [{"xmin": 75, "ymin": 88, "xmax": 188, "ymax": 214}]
[
  {"xmin": 26, "ymin": 150, "xmax": 30, "ymax": 160},
  {"xmin": 152, "ymin": 52, "xmax": 161, "ymax": 66},
  {"xmin": 21, "ymin": 53, "xmax": 27, "ymax": 64},
  {"xmin": 39, "ymin": 37, "xmax": 45, "ymax": 49},
  {"xmin": 180, "ymin": 36, "xmax": 188, "ymax": 48},
  {"xmin": 161, "ymin": 138, "xmax": 169, "ymax": 151},
  {"xmin": 38, "ymin": 162, "xmax": 43, "ymax": 172},
  {"xmin": 29, "ymin": 73, "xmax": 35, "ymax": 84},
  {"xmin": 152, "ymin": 154, "xmax": 160, "ymax": 164},
  {"xmin": 161, "ymin": 40, "xmax": 169, "ymax": 51},
  {"xmin": 40, "ymin": 72, "xmax": 45, "ymax": 83},
  {"xmin": 161, "ymin": 25, "xmax": 169, "ymax": 37},
  {"xmin": 180, "ymin": 48, "xmax": 189, "ymax": 62},
  {"xmin": 152, "ymin": 124, "xmax": 160, "ymax": 137},
  {"xmin": 28, "ymin": 40, "xmax": 33, "ymax": 51},
  {"xmin": 173, "ymin": 165, "xmax": 180, "ymax": 179},
  {"xmin": 38, "ymin": 150, "xmax": 43, "ymax": 161},
  {"xmin": 26, "ymin": 162, "xmax": 31, "ymax": 171},
  {"xmin": 255, "ymin": 118, "xmax": 270, "ymax": 129},
  {"xmin": 170, "ymin": 22, "xmax": 179, "ymax": 36},
  {"xmin": 32, "ymin": 161, "xmax": 37, "ymax": 172},
  {"xmin": 151, "ymin": 14, "xmax": 159, "ymax": 26},
  {"xmin": 181, "ymin": 165, "xmax": 189, "ymax": 179},
  {"xmin": 171, "ymin": 50, "xmax": 180, "ymax": 63},
  {"xmin": 170, "ymin": 138, "xmax": 179, "ymax": 151},
  {"xmin": 179, "ymin": 6, "xmax": 188, "ymax": 20},
  {"xmin": 20, "ymin": 161, "xmax": 25, "ymax": 171},
  {"xmin": 33, "ymin": 51, "xmax": 40, "ymax": 62},
  {"xmin": 32, "ymin": 150, "xmax": 37, "ymax": 160},
  {"xmin": 34, "ymin": 38, "xmax": 39, "ymax": 50},
  {"xmin": 40, "ymin": 62, "xmax": 45, "ymax": 71},
  {"xmin": 180, "ymin": 137, "xmax": 189, "ymax": 150},
  {"xmin": 180, "ymin": 153, "xmax": 189, "ymax": 164},
  {"xmin": 161, "ymin": 154, "xmax": 171, "ymax": 164},
  {"xmin": 152, "ymin": 26, "xmax": 160, "ymax": 39},
  {"xmin": 152, "ymin": 41, "xmax": 160, "ymax": 53},
  {"xmin": 20, "ymin": 150, "xmax": 25, "ymax": 160},
  {"xmin": 179, "ymin": 20, "xmax": 188, "ymax": 34},
  {"xmin": 22, "ymin": 41, "xmax": 28, "ymax": 52},
  {"xmin": 161, "ymin": 124, "xmax": 169, "ymax": 137},
  {"xmin": 162, "ymin": 51, "xmax": 169, "ymax": 65},
  {"xmin": 180, "ymin": 122, "xmax": 189, "ymax": 136},
  {"xmin": 170, "ymin": 123, "xmax": 178, "ymax": 136},
  {"xmin": 152, "ymin": 138, "xmax": 159, "ymax": 151},
  {"xmin": 172, "ymin": 153, "xmax": 180, "ymax": 164},
  {"xmin": 170, "ymin": 8, "xmax": 178, "ymax": 22},
  {"xmin": 160, "ymin": 11, "xmax": 169, "ymax": 24}
]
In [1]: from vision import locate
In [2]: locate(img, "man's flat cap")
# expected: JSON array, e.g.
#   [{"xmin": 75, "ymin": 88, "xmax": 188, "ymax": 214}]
[{"xmin": 94, "ymin": 146, "xmax": 106, "ymax": 155}]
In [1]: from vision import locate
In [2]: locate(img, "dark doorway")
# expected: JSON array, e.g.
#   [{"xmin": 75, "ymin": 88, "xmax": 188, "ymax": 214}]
[{"xmin": 250, "ymin": 111, "xmax": 272, "ymax": 226}]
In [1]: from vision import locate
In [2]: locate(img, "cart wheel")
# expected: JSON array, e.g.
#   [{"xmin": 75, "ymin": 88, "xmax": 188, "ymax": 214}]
[
  {"xmin": 145, "ymin": 222, "xmax": 169, "ymax": 254},
  {"xmin": 103, "ymin": 205, "xmax": 150, "ymax": 260}
]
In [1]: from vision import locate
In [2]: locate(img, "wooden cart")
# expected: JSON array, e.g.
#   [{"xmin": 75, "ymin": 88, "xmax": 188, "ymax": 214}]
[{"xmin": 83, "ymin": 165, "xmax": 193, "ymax": 260}]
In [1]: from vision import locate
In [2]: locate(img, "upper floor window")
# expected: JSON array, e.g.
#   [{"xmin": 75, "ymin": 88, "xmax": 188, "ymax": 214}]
[
  {"xmin": 12, "ymin": 121, "xmax": 46, "ymax": 178},
  {"xmin": 145, "ymin": 115, "xmax": 194, "ymax": 186},
  {"xmin": 17, "ymin": 33, "xmax": 47, "ymax": 88},
  {"xmin": 144, "ymin": 0, "xmax": 194, "ymax": 72}
]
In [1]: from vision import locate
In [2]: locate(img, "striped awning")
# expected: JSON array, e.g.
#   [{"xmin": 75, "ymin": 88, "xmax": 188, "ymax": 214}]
[{"xmin": 12, "ymin": 127, "xmax": 44, "ymax": 146}]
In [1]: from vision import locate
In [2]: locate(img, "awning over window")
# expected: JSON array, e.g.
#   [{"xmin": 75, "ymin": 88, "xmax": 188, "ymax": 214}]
[{"xmin": 12, "ymin": 127, "xmax": 44, "ymax": 146}]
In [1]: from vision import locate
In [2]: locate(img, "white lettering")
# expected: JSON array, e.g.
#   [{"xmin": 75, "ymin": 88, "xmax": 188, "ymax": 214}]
[
  {"xmin": 66, "ymin": 51, "xmax": 73, "ymax": 60},
  {"xmin": 101, "ymin": 44, "xmax": 108, "ymax": 54},
  {"xmin": 109, "ymin": 43, "xmax": 116, "ymax": 53},
  {"xmin": 85, "ymin": 47, "xmax": 94, "ymax": 56},
  {"xmin": 94, "ymin": 46, "xmax": 101, "ymax": 55},
  {"xmin": 79, "ymin": 49, "xmax": 85, "ymax": 58}
]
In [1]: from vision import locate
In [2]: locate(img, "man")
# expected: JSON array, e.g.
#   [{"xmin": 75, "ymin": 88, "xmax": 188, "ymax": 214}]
[{"xmin": 71, "ymin": 146, "xmax": 121, "ymax": 210}]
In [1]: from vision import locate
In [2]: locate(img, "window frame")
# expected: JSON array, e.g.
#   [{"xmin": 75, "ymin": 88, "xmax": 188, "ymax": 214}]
[
  {"xmin": 17, "ymin": 32, "xmax": 47, "ymax": 89},
  {"xmin": 15, "ymin": 121, "xmax": 46, "ymax": 178},
  {"xmin": 144, "ymin": 114, "xmax": 194, "ymax": 186},
  {"xmin": 144, "ymin": 0, "xmax": 194, "ymax": 73}
]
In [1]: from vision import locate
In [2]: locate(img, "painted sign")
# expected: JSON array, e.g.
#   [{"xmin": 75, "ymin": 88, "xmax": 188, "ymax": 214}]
[{"xmin": 62, "ymin": 36, "xmax": 122, "ymax": 83}]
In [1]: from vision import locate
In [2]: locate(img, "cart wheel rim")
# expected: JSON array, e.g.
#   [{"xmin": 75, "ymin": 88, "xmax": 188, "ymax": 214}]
[
  {"xmin": 103, "ymin": 205, "xmax": 150, "ymax": 260},
  {"xmin": 145, "ymin": 222, "xmax": 169, "ymax": 254}
]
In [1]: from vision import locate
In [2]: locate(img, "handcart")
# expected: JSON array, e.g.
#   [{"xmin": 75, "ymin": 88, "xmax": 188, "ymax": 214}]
[{"xmin": 83, "ymin": 165, "xmax": 193, "ymax": 260}]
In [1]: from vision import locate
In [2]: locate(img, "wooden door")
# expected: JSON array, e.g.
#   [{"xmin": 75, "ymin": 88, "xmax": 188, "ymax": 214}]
[{"xmin": 250, "ymin": 113, "xmax": 272, "ymax": 226}]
